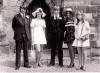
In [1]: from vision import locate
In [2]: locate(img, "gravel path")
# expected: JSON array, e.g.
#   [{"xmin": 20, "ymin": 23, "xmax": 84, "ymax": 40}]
[{"xmin": 0, "ymin": 51, "xmax": 100, "ymax": 72}]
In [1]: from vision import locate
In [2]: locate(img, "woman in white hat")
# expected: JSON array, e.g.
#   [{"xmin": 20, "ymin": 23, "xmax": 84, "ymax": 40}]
[
  {"xmin": 73, "ymin": 12, "xmax": 90, "ymax": 70},
  {"xmin": 30, "ymin": 8, "xmax": 46, "ymax": 67},
  {"xmin": 64, "ymin": 8, "xmax": 75, "ymax": 68}
]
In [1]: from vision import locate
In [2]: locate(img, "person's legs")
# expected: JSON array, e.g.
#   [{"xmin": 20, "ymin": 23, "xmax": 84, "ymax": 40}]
[
  {"xmin": 34, "ymin": 44, "xmax": 42, "ymax": 67},
  {"xmin": 49, "ymin": 41, "xmax": 56, "ymax": 65},
  {"xmin": 15, "ymin": 40, "xmax": 22, "ymax": 70},
  {"xmin": 58, "ymin": 41, "xmax": 63, "ymax": 67},
  {"xmin": 76, "ymin": 47, "xmax": 86, "ymax": 71},
  {"xmin": 67, "ymin": 43, "xmax": 75, "ymax": 67},
  {"xmin": 80, "ymin": 47, "xmax": 87, "ymax": 70},
  {"xmin": 23, "ymin": 37, "xmax": 31, "ymax": 68},
  {"xmin": 77, "ymin": 47, "xmax": 82, "ymax": 67},
  {"xmin": 34, "ymin": 45, "xmax": 38, "ymax": 66}
]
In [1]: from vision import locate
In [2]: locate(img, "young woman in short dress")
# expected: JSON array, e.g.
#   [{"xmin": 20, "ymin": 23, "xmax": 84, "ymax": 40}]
[
  {"xmin": 30, "ymin": 8, "xmax": 47, "ymax": 67},
  {"xmin": 64, "ymin": 8, "xmax": 75, "ymax": 68},
  {"xmin": 73, "ymin": 12, "xmax": 90, "ymax": 70}
]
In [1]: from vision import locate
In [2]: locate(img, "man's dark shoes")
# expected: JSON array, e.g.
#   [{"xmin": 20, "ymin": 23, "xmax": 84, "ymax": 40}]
[
  {"xmin": 59, "ymin": 64, "xmax": 64, "ymax": 67},
  {"xmin": 15, "ymin": 66, "xmax": 20, "ymax": 70},
  {"xmin": 24, "ymin": 65, "xmax": 31, "ymax": 68}
]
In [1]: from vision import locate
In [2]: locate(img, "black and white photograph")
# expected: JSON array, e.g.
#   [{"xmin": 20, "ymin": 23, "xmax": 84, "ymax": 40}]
[{"xmin": 0, "ymin": 0, "xmax": 100, "ymax": 72}]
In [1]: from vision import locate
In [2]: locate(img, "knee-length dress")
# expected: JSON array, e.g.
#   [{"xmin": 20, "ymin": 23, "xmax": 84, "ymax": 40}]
[
  {"xmin": 72, "ymin": 21, "xmax": 90, "ymax": 47},
  {"xmin": 30, "ymin": 19, "xmax": 47, "ymax": 45}
]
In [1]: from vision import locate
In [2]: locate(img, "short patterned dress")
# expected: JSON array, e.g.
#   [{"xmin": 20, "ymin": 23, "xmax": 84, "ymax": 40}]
[{"xmin": 64, "ymin": 21, "xmax": 75, "ymax": 44}]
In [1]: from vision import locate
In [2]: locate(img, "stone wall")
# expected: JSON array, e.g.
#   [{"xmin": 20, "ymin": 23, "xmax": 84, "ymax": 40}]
[
  {"xmin": 2, "ymin": 0, "xmax": 19, "ymax": 41},
  {"xmin": 1, "ymin": 0, "xmax": 100, "ymax": 48},
  {"xmin": 0, "ymin": 0, "xmax": 100, "ymax": 56},
  {"xmin": 0, "ymin": 0, "xmax": 20, "ymax": 54}
]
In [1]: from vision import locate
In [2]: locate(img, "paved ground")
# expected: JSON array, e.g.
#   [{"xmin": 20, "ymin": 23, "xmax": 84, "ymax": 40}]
[{"xmin": 0, "ymin": 49, "xmax": 100, "ymax": 72}]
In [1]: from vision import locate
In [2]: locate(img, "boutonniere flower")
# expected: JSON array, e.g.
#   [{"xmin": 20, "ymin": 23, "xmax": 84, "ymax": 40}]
[
  {"xmin": 26, "ymin": 15, "xmax": 29, "ymax": 19},
  {"xmin": 58, "ymin": 17, "xmax": 62, "ymax": 19}
]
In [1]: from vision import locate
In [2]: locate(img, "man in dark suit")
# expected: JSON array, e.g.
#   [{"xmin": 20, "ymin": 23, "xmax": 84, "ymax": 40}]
[
  {"xmin": 49, "ymin": 6, "xmax": 65, "ymax": 67},
  {"xmin": 12, "ymin": 6, "xmax": 31, "ymax": 70}
]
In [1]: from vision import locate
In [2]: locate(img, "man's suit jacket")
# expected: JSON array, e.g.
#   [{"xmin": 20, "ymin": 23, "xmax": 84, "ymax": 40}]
[
  {"xmin": 50, "ymin": 16, "xmax": 65, "ymax": 41},
  {"xmin": 12, "ymin": 14, "xmax": 32, "ymax": 41}
]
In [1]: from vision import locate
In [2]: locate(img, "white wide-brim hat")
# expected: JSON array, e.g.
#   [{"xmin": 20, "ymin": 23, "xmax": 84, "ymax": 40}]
[
  {"xmin": 65, "ymin": 8, "xmax": 73, "ymax": 12},
  {"xmin": 32, "ymin": 8, "xmax": 46, "ymax": 17}
]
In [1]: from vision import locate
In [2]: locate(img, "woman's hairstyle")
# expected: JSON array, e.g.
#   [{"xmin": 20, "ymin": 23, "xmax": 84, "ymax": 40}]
[
  {"xmin": 76, "ymin": 11, "xmax": 85, "ymax": 25},
  {"xmin": 64, "ymin": 8, "xmax": 74, "ymax": 17},
  {"xmin": 64, "ymin": 12, "xmax": 74, "ymax": 22},
  {"xmin": 76, "ymin": 11, "xmax": 85, "ymax": 17},
  {"xmin": 32, "ymin": 8, "xmax": 46, "ymax": 18}
]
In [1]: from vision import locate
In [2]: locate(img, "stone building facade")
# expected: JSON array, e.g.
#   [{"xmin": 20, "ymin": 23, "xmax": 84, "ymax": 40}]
[{"xmin": 0, "ymin": 0, "xmax": 100, "ymax": 49}]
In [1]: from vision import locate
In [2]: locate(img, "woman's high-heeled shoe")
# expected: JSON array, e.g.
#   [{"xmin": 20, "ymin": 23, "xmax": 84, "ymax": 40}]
[
  {"xmin": 80, "ymin": 66, "xmax": 86, "ymax": 71},
  {"xmin": 38, "ymin": 62, "xmax": 42, "ymax": 67},
  {"xmin": 67, "ymin": 64, "xmax": 75, "ymax": 68},
  {"xmin": 76, "ymin": 66, "xmax": 86, "ymax": 71}
]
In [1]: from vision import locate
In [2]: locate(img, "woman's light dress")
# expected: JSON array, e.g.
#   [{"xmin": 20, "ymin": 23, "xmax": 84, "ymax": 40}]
[
  {"xmin": 72, "ymin": 20, "xmax": 90, "ymax": 47},
  {"xmin": 30, "ymin": 19, "xmax": 47, "ymax": 45}
]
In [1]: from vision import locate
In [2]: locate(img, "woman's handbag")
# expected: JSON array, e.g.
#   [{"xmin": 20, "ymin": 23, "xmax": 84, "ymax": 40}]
[{"xmin": 81, "ymin": 35, "xmax": 89, "ymax": 41}]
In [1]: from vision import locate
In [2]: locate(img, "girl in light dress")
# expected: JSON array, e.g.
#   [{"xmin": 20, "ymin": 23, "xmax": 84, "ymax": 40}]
[
  {"xmin": 30, "ymin": 8, "xmax": 47, "ymax": 67},
  {"xmin": 72, "ymin": 12, "xmax": 90, "ymax": 70}
]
